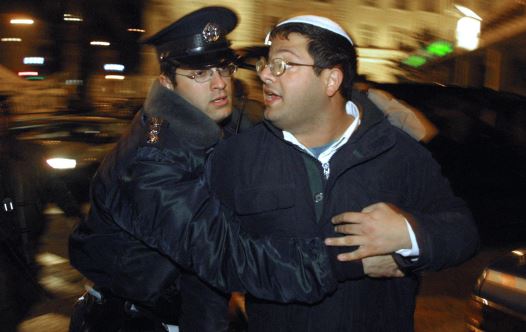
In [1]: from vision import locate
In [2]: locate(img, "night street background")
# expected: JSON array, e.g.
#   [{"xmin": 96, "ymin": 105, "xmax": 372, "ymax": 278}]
[{"xmin": 1, "ymin": 1, "xmax": 525, "ymax": 330}]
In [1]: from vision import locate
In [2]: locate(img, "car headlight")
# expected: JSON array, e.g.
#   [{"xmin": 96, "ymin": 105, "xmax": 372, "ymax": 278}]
[{"xmin": 46, "ymin": 158, "xmax": 77, "ymax": 169}]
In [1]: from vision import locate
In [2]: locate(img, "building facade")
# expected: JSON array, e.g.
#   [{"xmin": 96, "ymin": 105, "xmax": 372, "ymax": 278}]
[
  {"xmin": 142, "ymin": 1, "xmax": 487, "ymax": 81},
  {"xmin": 2, "ymin": 0, "xmax": 524, "ymax": 111},
  {"xmin": 421, "ymin": 0, "xmax": 526, "ymax": 96}
]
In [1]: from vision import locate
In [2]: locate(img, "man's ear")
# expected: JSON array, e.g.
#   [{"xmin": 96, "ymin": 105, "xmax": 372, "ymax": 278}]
[
  {"xmin": 325, "ymin": 68, "xmax": 343, "ymax": 97},
  {"xmin": 159, "ymin": 74, "xmax": 174, "ymax": 91}
]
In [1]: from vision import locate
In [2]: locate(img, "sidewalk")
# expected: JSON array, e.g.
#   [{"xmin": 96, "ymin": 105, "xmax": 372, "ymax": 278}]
[{"xmin": 19, "ymin": 207, "xmax": 86, "ymax": 332}]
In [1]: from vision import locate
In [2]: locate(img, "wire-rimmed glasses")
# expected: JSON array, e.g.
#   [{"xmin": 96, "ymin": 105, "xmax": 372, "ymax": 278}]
[
  {"xmin": 175, "ymin": 63, "xmax": 237, "ymax": 83},
  {"xmin": 255, "ymin": 57, "xmax": 318, "ymax": 77}
]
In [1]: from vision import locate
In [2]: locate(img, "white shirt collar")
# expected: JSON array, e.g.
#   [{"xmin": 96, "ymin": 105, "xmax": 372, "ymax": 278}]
[{"xmin": 283, "ymin": 101, "xmax": 361, "ymax": 164}]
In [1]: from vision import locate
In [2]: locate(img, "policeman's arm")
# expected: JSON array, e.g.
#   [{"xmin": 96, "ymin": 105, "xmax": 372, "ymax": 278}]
[{"xmin": 111, "ymin": 147, "xmax": 359, "ymax": 303}]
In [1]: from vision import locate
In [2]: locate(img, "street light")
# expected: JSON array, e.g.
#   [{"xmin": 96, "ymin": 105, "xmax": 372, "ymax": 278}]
[
  {"xmin": 10, "ymin": 18, "xmax": 34, "ymax": 25},
  {"xmin": 24, "ymin": 57, "xmax": 45, "ymax": 65},
  {"xmin": 105, "ymin": 75, "xmax": 125, "ymax": 80},
  {"xmin": 1, "ymin": 38, "xmax": 22, "ymax": 42},
  {"xmin": 455, "ymin": 5, "xmax": 482, "ymax": 20},
  {"xmin": 104, "ymin": 64, "xmax": 125, "ymax": 72},
  {"xmin": 18, "ymin": 71, "xmax": 39, "ymax": 76},
  {"xmin": 455, "ymin": 5, "xmax": 482, "ymax": 51},
  {"xmin": 64, "ymin": 14, "xmax": 83, "ymax": 22},
  {"xmin": 90, "ymin": 41, "xmax": 110, "ymax": 46}
]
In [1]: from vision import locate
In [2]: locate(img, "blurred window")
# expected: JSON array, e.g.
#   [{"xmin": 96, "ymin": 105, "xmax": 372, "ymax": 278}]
[
  {"xmin": 477, "ymin": 0, "xmax": 493, "ymax": 11},
  {"xmin": 393, "ymin": 0, "xmax": 408, "ymax": 10},
  {"xmin": 421, "ymin": 1, "xmax": 440, "ymax": 13},
  {"xmin": 390, "ymin": 27, "xmax": 412, "ymax": 50},
  {"xmin": 362, "ymin": 0, "xmax": 379, "ymax": 7},
  {"xmin": 359, "ymin": 24, "xmax": 378, "ymax": 47},
  {"xmin": 0, "ymin": 95, "xmax": 10, "ymax": 113}
]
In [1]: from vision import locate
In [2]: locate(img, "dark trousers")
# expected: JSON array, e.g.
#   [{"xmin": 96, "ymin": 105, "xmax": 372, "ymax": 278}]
[{"xmin": 69, "ymin": 292, "xmax": 169, "ymax": 332}]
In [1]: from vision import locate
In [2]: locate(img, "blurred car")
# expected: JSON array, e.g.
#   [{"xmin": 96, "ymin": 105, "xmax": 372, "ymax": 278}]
[
  {"xmin": 375, "ymin": 83, "xmax": 526, "ymax": 245},
  {"xmin": 8, "ymin": 114, "xmax": 130, "ymax": 202},
  {"xmin": 467, "ymin": 248, "xmax": 526, "ymax": 331}
]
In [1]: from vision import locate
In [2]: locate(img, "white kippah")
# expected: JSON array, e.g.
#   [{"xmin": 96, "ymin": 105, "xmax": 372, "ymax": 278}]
[{"xmin": 264, "ymin": 15, "xmax": 353, "ymax": 45}]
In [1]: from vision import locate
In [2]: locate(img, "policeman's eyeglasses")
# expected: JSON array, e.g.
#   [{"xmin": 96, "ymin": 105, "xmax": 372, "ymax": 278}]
[
  {"xmin": 175, "ymin": 63, "xmax": 237, "ymax": 83},
  {"xmin": 255, "ymin": 57, "xmax": 318, "ymax": 77}
]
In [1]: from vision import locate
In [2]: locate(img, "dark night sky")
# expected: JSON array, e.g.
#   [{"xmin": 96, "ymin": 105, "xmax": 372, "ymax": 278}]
[
  {"xmin": 0, "ymin": 0, "xmax": 144, "ymax": 35},
  {"xmin": 1, "ymin": 0, "xmax": 146, "ymax": 73}
]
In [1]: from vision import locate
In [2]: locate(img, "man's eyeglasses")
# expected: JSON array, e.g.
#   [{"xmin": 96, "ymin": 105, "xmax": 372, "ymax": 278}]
[
  {"xmin": 255, "ymin": 57, "xmax": 318, "ymax": 77},
  {"xmin": 175, "ymin": 63, "xmax": 237, "ymax": 83}
]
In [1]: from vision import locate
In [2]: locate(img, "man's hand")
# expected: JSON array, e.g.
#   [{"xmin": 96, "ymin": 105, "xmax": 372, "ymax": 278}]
[
  {"xmin": 325, "ymin": 202, "xmax": 411, "ymax": 261},
  {"xmin": 363, "ymin": 255, "xmax": 404, "ymax": 278}
]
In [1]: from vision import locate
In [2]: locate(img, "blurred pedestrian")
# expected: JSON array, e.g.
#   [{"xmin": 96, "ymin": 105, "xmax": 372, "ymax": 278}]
[
  {"xmin": 207, "ymin": 15, "xmax": 478, "ymax": 331},
  {"xmin": 0, "ymin": 112, "xmax": 81, "ymax": 332},
  {"xmin": 354, "ymin": 78, "xmax": 438, "ymax": 143}
]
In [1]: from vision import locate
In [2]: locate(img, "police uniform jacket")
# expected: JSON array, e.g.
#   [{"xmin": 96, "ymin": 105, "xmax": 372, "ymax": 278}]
[
  {"xmin": 208, "ymin": 92, "xmax": 479, "ymax": 331},
  {"xmin": 70, "ymin": 79, "xmax": 233, "ymax": 329}
]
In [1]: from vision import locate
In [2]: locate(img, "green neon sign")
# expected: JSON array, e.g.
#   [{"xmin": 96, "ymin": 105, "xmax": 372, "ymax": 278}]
[
  {"xmin": 402, "ymin": 55, "xmax": 427, "ymax": 67},
  {"xmin": 426, "ymin": 41, "xmax": 453, "ymax": 57}
]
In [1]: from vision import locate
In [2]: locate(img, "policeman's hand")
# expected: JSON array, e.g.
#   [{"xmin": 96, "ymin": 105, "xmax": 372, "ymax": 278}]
[
  {"xmin": 363, "ymin": 255, "xmax": 404, "ymax": 278},
  {"xmin": 325, "ymin": 202, "xmax": 411, "ymax": 261}
]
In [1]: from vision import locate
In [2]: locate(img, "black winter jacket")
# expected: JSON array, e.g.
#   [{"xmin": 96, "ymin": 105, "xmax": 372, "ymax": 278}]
[
  {"xmin": 70, "ymin": 80, "xmax": 228, "ymax": 329},
  {"xmin": 209, "ymin": 93, "xmax": 479, "ymax": 331}
]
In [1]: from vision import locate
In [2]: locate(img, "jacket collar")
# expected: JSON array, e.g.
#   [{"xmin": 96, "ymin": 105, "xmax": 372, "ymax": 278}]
[
  {"xmin": 142, "ymin": 79, "xmax": 222, "ymax": 148},
  {"xmin": 262, "ymin": 90, "xmax": 395, "ymax": 161},
  {"xmin": 348, "ymin": 90, "xmax": 387, "ymax": 143}
]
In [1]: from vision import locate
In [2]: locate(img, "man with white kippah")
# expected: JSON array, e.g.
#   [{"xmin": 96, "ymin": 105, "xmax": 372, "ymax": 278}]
[{"xmin": 209, "ymin": 14, "xmax": 478, "ymax": 331}]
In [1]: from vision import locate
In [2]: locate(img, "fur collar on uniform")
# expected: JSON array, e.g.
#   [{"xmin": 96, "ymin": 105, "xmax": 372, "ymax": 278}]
[{"xmin": 143, "ymin": 79, "xmax": 222, "ymax": 148}]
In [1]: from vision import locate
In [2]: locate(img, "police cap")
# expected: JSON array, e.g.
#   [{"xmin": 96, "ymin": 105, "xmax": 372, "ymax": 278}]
[{"xmin": 142, "ymin": 6, "xmax": 238, "ymax": 68}]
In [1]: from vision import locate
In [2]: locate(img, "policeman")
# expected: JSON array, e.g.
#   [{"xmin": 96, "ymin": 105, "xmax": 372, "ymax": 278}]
[{"xmin": 69, "ymin": 6, "xmax": 244, "ymax": 331}]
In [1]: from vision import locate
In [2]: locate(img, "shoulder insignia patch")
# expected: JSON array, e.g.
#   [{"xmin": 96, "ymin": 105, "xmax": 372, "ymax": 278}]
[{"xmin": 146, "ymin": 117, "xmax": 163, "ymax": 144}]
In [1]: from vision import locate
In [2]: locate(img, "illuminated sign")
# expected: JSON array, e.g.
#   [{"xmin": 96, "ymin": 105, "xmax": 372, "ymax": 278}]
[
  {"xmin": 456, "ymin": 16, "xmax": 481, "ymax": 50},
  {"xmin": 18, "ymin": 71, "xmax": 39, "ymax": 76},
  {"xmin": 455, "ymin": 5, "xmax": 482, "ymax": 51},
  {"xmin": 105, "ymin": 75, "xmax": 125, "ymax": 80},
  {"xmin": 426, "ymin": 41, "xmax": 453, "ymax": 57},
  {"xmin": 402, "ymin": 55, "xmax": 427, "ymax": 68}
]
